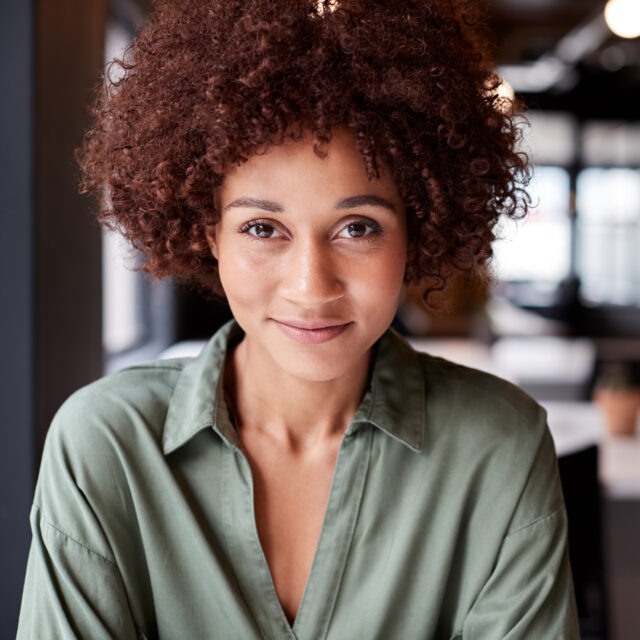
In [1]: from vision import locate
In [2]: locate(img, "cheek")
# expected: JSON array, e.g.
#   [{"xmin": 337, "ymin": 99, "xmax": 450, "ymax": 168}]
[
  {"xmin": 376, "ymin": 237, "xmax": 408, "ymax": 284},
  {"xmin": 350, "ymin": 246, "xmax": 407, "ymax": 313},
  {"xmin": 217, "ymin": 244, "xmax": 278, "ymax": 308}
]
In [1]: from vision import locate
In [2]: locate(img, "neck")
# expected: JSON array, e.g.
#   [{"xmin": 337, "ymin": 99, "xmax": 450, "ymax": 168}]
[{"xmin": 224, "ymin": 337, "xmax": 372, "ymax": 453}]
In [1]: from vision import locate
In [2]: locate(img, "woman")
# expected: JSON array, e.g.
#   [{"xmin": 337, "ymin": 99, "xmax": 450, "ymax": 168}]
[{"xmin": 18, "ymin": 0, "xmax": 579, "ymax": 638}]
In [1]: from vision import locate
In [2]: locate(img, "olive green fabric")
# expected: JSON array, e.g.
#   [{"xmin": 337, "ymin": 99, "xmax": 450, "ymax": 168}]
[{"xmin": 18, "ymin": 320, "xmax": 579, "ymax": 639}]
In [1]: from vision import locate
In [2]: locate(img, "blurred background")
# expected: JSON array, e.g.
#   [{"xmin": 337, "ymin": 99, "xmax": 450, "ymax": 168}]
[{"xmin": 2, "ymin": 0, "xmax": 640, "ymax": 637}]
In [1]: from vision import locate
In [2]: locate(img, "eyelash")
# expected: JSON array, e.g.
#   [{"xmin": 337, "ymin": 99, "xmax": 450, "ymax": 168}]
[{"xmin": 238, "ymin": 218, "xmax": 384, "ymax": 242}]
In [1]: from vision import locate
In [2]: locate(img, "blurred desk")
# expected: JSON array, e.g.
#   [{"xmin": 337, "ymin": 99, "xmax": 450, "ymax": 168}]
[
  {"xmin": 407, "ymin": 338, "xmax": 500, "ymax": 377},
  {"xmin": 491, "ymin": 337, "xmax": 595, "ymax": 401},
  {"xmin": 409, "ymin": 336, "xmax": 596, "ymax": 401}
]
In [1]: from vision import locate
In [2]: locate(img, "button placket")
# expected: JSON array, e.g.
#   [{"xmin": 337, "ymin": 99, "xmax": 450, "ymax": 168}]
[
  {"xmin": 293, "ymin": 425, "xmax": 373, "ymax": 640},
  {"xmin": 222, "ymin": 446, "xmax": 299, "ymax": 640}
]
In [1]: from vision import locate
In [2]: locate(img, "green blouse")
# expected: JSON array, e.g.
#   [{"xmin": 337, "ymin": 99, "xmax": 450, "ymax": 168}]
[{"xmin": 18, "ymin": 321, "xmax": 579, "ymax": 639}]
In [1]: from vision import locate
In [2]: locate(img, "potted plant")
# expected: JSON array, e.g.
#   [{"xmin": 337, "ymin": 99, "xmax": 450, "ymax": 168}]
[{"xmin": 593, "ymin": 362, "xmax": 640, "ymax": 437}]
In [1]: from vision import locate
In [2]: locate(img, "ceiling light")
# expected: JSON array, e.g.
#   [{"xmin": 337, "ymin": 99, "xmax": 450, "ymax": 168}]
[{"xmin": 605, "ymin": 0, "xmax": 640, "ymax": 39}]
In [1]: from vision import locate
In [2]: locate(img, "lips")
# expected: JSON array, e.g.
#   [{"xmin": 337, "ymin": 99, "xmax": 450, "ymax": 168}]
[{"xmin": 273, "ymin": 319, "xmax": 351, "ymax": 344}]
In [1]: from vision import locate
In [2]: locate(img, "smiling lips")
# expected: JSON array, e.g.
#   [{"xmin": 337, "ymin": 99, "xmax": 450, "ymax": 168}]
[{"xmin": 273, "ymin": 319, "xmax": 351, "ymax": 344}]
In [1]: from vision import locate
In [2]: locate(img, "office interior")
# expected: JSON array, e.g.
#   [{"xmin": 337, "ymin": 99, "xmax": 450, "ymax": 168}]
[{"xmin": 2, "ymin": 0, "xmax": 640, "ymax": 638}]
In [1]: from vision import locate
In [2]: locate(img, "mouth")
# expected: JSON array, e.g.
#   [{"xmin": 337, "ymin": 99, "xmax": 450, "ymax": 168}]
[{"xmin": 272, "ymin": 319, "xmax": 351, "ymax": 344}]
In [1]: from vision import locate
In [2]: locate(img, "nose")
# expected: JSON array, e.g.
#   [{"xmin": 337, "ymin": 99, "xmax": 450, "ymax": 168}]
[{"xmin": 279, "ymin": 237, "xmax": 345, "ymax": 308}]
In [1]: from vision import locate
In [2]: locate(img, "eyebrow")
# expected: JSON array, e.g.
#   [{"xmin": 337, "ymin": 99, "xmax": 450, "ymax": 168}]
[
  {"xmin": 335, "ymin": 195, "xmax": 397, "ymax": 212},
  {"xmin": 224, "ymin": 197, "xmax": 283, "ymax": 213},
  {"xmin": 223, "ymin": 194, "xmax": 397, "ymax": 213}
]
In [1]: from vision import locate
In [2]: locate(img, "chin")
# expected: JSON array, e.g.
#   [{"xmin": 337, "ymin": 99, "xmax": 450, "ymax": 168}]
[{"xmin": 269, "ymin": 330, "xmax": 376, "ymax": 384}]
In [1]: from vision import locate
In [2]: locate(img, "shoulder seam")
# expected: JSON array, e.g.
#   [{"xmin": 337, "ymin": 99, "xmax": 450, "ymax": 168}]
[
  {"xmin": 117, "ymin": 363, "xmax": 185, "ymax": 373},
  {"xmin": 505, "ymin": 502, "xmax": 565, "ymax": 538},
  {"xmin": 32, "ymin": 505, "xmax": 118, "ymax": 568}
]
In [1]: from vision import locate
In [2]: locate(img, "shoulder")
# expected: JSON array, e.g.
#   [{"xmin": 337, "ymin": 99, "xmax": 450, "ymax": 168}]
[
  {"xmin": 37, "ymin": 358, "xmax": 192, "ymax": 517},
  {"xmin": 418, "ymin": 350, "xmax": 547, "ymax": 448},
  {"xmin": 375, "ymin": 328, "xmax": 548, "ymax": 458},
  {"xmin": 416, "ymin": 351, "xmax": 562, "ymax": 530},
  {"xmin": 46, "ymin": 358, "xmax": 188, "ymax": 457},
  {"xmin": 31, "ymin": 359, "xmax": 190, "ymax": 557}
]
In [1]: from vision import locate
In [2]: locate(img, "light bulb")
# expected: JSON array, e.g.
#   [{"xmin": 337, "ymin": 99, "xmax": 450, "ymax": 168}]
[{"xmin": 605, "ymin": 0, "xmax": 640, "ymax": 39}]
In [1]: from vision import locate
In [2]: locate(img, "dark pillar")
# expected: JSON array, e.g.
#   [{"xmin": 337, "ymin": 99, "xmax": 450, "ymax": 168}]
[
  {"xmin": 0, "ymin": 0, "xmax": 107, "ymax": 634},
  {"xmin": 35, "ymin": 0, "xmax": 107, "ymax": 454},
  {"xmin": 0, "ymin": 1, "xmax": 36, "ymax": 634}
]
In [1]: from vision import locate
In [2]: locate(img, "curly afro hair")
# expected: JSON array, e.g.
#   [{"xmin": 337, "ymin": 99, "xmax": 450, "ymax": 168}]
[{"xmin": 78, "ymin": 0, "xmax": 530, "ymax": 300}]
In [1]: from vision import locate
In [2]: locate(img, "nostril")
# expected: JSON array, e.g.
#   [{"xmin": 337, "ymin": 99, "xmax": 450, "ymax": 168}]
[
  {"xmin": 280, "ymin": 277, "xmax": 345, "ymax": 305},
  {"xmin": 280, "ymin": 245, "xmax": 345, "ymax": 305}
]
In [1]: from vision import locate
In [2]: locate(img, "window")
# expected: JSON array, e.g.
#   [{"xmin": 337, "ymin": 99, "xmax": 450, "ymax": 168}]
[
  {"xmin": 577, "ymin": 168, "xmax": 640, "ymax": 305},
  {"xmin": 102, "ymin": 17, "xmax": 175, "ymax": 372},
  {"xmin": 493, "ymin": 165, "xmax": 572, "ymax": 284},
  {"xmin": 494, "ymin": 112, "xmax": 640, "ymax": 311}
]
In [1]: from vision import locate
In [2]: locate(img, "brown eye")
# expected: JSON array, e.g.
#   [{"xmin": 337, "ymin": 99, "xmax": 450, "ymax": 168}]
[
  {"xmin": 337, "ymin": 220, "xmax": 382, "ymax": 239},
  {"xmin": 247, "ymin": 223, "xmax": 281, "ymax": 239},
  {"xmin": 346, "ymin": 222, "xmax": 368, "ymax": 238}
]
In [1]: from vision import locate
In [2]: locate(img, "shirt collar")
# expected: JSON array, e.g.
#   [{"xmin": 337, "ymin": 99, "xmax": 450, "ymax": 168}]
[{"xmin": 162, "ymin": 320, "xmax": 425, "ymax": 455}]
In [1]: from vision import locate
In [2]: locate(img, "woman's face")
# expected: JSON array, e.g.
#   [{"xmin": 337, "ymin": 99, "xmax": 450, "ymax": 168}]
[{"xmin": 209, "ymin": 126, "xmax": 407, "ymax": 383}]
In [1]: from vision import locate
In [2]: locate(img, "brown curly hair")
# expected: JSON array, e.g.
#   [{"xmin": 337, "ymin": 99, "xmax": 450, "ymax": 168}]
[{"xmin": 78, "ymin": 0, "xmax": 530, "ymax": 299}]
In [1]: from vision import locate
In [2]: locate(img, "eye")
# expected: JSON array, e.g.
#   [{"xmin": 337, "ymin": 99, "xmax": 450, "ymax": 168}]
[
  {"xmin": 241, "ymin": 221, "xmax": 282, "ymax": 239},
  {"xmin": 337, "ymin": 220, "xmax": 382, "ymax": 239}
]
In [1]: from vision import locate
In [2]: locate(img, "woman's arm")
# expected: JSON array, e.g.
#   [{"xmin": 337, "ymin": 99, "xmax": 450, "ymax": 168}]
[
  {"xmin": 16, "ymin": 387, "xmax": 143, "ymax": 640},
  {"xmin": 460, "ymin": 425, "xmax": 580, "ymax": 640},
  {"xmin": 17, "ymin": 506, "xmax": 140, "ymax": 640},
  {"xmin": 461, "ymin": 505, "xmax": 578, "ymax": 639}
]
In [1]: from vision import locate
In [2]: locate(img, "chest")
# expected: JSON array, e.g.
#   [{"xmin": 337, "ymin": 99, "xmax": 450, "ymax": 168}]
[
  {"xmin": 130, "ymin": 426, "xmax": 506, "ymax": 640},
  {"xmin": 240, "ymin": 433, "xmax": 340, "ymax": 625}
]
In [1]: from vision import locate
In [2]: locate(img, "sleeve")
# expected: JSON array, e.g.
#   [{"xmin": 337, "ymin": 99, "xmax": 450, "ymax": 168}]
[
  {"xmin": 461, "ymin": 505, "xmax": 579, "ymax": 639},
  {"xmin": 16, "ymin": 389, "xmax": 142, "ymax": 640},
  {"xmin": 461, "ymin": 421, "xmax": 581, "ymax": 640},
  {"xmin": 17, "ymin": 506, "xmax": 140, "ymax": 640}
]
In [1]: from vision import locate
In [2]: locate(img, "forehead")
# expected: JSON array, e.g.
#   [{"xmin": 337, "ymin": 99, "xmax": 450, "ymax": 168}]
[{"xmin": 217, "ymin": 127, "xmax": 402, "ymax": 207}]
